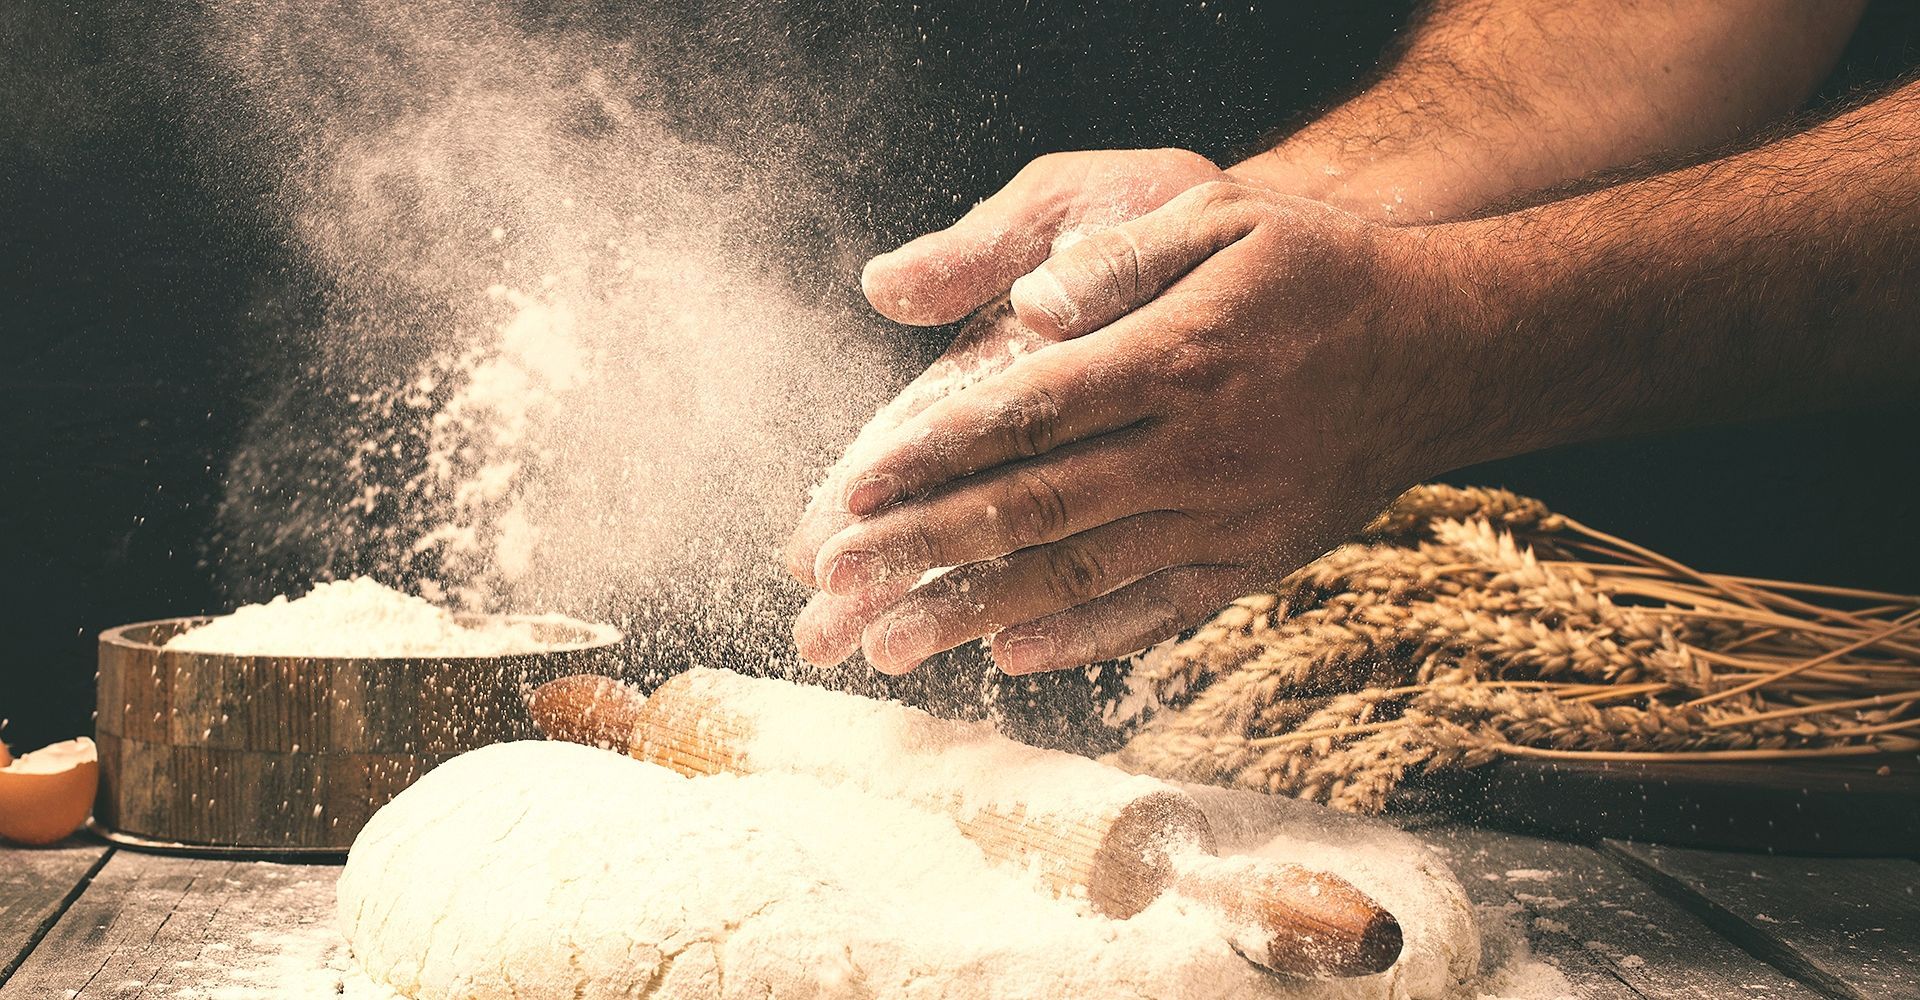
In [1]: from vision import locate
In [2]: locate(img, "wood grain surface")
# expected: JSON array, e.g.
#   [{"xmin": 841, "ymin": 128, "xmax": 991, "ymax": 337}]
[
  {"xmin": 94, "ymin": 618, "xmax": 621, "ymax": 850},
  {"xmin": 7, "ymin": 825, "xmax": 1916, "ymax": 998},
  {"xmin": 1440, "ymin": 754, "xmax": 1920, "ymax": 856},
  {"xmin": 0, "ymin": 850, "xmax": 339, "ymax": 999},
  {"xmin": 0, "ymin": 839, "xmax": 110, "ymax": 983},
  {"xmin": 1424, "ymin": 823, "xmax": 1825, "ymax": 1000},
  {"xmin": 1604, "ymin": 841, "xmax": 1920, "ymax": 1000}
]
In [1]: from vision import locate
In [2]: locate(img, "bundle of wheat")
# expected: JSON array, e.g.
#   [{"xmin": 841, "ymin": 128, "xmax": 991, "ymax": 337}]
[{"xmin": 1106, "ymin": 486, "xmax": 1920, "ymax": 813}]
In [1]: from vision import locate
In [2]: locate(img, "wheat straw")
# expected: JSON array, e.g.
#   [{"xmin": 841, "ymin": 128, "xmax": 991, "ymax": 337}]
[{"xmin": 1106, "ymin": 485, "xmax": 1919, "ymax": 814}]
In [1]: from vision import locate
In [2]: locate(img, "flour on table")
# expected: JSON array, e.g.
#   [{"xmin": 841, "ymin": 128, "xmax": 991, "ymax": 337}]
[
  {"xmin": 688, "ymin": 664, "xmax": 1180, "ymax": 830},
  {"xmin": 165, "ymin": 577, "xmax": 613, "ymax": 657},
  {"xmin": 338, "ymin": 738, "xmax": 1543, "ymax": 1000}
]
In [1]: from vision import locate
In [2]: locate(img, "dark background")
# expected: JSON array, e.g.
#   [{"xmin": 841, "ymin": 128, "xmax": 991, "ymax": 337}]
[{"xmin": 4, "ymin": 1, "xmax": 1918, "ymax": 754}]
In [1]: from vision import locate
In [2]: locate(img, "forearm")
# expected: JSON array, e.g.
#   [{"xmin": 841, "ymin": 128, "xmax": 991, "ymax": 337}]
[
  {"xmin": 1234, "ymin": 0, "xmax": 1864, "ymax": 223},
  {"xmin": 1413, "ymin": 79, "xmax": 1920, "ymax": 472}
]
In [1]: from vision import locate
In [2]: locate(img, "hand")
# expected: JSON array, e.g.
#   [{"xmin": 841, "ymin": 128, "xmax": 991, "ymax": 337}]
[
  {"xmin": 786, "ymin": 149, "xmax": 1238, "ymax": 667},
  {"xmin": 793, "ymin": 180, "xmax": 1469, "ymax": 675},
  {"xmin": 859, "ymin": 148, "xmax": 1235, "ymax": 327},
  {"xmin": 784, "ymin": 301, "xmax": 1051, "ymax": 666}
]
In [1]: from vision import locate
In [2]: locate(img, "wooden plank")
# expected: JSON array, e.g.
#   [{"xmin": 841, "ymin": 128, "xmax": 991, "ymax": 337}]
[
  {"xmin": 0, "ymin": 840, "xmax": 111, "ymax": 984},
  {"xmin": 1423, "ymin": 824, "xmax": 1826, "ymax": 999},
  {"xmin": 0, "ymin": 853, "xmax": 348, "ymax": 998},
  {"xmin": 1457, "ymin": 754, "xmax": 1920, "ymax": 856},
  {"xmin": 1605, "ymin": 841, "xmax": 1920, "ymax": 1000}
]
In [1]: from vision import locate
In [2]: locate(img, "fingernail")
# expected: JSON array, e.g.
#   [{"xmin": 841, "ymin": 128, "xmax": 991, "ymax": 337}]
[
  {"xmin": 843, "ymin": 472, "xmax": 903, "ymax": 513},
  {"xmin": 861, "ymin": 253, "xmax": 899, "ymax": 298},
  {"xmin": 793, "ymin": 624, "xmax": 852, "ymax": 668},
  {"xmin": 879, "ymin": 612, "xmax": 937, "ymax": 670},
  {"xmin": 792, "ymin": 601, "xmax": 854, "ymax": 667},
  {"xmin": 997, "ymin": 634, "xmax": 1056, "ymax": 675},
  {"xmin": 822, "ymin": 549, "xmax": 881, "ymax": 596},
  {"xmin": 1010, "ymin": 267, "xmax": 1076, "ymax": 334}
]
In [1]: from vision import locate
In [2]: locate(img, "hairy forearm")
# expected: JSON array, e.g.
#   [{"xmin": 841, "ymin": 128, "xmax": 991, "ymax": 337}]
[
  {"xmin": 1411, "ymin": 78, "xmax": 1920, "ymax": 471},
  {"xmin": 1234, "ymin": 0, "xmax": 1863, "ymax": 223}
]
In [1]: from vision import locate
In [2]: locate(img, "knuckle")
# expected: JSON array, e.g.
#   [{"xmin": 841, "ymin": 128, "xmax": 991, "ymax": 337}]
[
  {"xmin": 1149, "ymin": 147, "xmax": 1214, "ymax": 173},
  {"xmin": 1040, "ymin": 540, "xmax": 1109, "ymax": 606},
  {"xmin": 900, "ymin": 517, "xmax": 942, "ymax": 569},
  {"xmin": 1002, "ymin": 467, "xmax": 1071, "ymax": 544},
  {"xmin": 784, "ymin": 544, "xmax": 816, "ymax": 584},
  {"xmin": 1022, "ymin": 151, "xmax": 1073, "ymax": 182},
  {"xmin": 1187, "ymin": 180, "xmax": 1246, "ymax": 214},
  {"xmin": 921, "ymin": 446, "xmax": 973, "ymax": 494},
  {"xmin": 1135, "ymin": 568, "xmax": 1243, "ymax": 646},
  {"xmin": 1081, "ymin": 230, "xmax": 1144, "ymax": 303},
  {"xmin": 992, "ymin": 378, "xmax": 1062, "ymax": 459},
  {"xmin": 1140, "ymin": 591, "xmax": 1190, "ymax": 642},
  {"xmin": 1180, "ymin": 180, "xmax": 1277, "ymax": 235},
  {"xmin": 1157, "ymin": 333, "xmax": 1222, "ymax": 385}
]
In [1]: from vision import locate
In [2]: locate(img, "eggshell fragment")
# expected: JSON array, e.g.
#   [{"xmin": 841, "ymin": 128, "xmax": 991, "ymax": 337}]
[{"xmin": 0, "ymin": 737, "xmax": 99, "ymax": 846}]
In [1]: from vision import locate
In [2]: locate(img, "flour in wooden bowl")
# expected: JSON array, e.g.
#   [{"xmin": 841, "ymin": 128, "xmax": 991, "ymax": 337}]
[{"xmin": 166, "ymin": 577, "xmax": 614, "ymax": 658}]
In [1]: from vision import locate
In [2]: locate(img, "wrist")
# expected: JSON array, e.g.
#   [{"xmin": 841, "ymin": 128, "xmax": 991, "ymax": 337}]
[
  {"xmin": 1230, "ymin": 148, "xmax": 1411, "ymax": 225},
  {"xmin": 1233, "ymin": 144, "xmax": 1480, "ymax": 227},
  {"xmin": 1226, "ymin": 149, "xmax": 1338, "ymax": 204}
]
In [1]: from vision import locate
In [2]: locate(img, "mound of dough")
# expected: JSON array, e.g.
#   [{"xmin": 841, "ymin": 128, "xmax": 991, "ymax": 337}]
[{"xmin": 339, "ymin": 742, "xmax": 1476, "ymax": 999}]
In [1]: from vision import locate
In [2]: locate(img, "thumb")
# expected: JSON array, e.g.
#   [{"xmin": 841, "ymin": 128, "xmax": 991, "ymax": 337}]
[
  {"xmin": 1007, "ymin": 181, "xmax": 1259, "ymax": 340},
  {"xmin": 863, "ymin": 165, "xmax": 1070, "ymax": 327}
]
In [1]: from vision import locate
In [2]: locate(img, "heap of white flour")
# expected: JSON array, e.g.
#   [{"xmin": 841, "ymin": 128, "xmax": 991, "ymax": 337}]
[
  {"xmin": 166, "ymin": 577, "xmax": 612, "ymax": 657},
  {"xmin": 340, "ymin": 738, "xmax": 1488, "ymax": 1000}
]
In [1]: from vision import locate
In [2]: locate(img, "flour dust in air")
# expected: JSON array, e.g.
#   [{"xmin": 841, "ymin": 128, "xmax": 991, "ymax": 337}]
[{"xmin": 203, "ymin": 0, "xmax": 896, "ymax": 644}]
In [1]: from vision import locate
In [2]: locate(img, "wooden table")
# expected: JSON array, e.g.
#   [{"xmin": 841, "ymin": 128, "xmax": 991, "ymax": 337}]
[{"xmin": 3, "ymin": 824, "xmax": 1915, "ymax": 999}]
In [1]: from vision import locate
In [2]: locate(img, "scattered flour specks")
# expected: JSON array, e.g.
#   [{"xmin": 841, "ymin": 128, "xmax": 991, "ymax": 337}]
[{"xmin": 332, "ymin": 738, "xmax": 1580, "ymax": 1000}]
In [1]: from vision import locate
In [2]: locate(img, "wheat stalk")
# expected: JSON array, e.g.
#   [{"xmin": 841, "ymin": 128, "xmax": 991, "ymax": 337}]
[
  {"xmin": 1106, "ymin": 485, "xmax": 1919, "ymax": 813},
  {"xmin": 1363, "ymin": 485, "xmax": 1566, "ymax": 539}
]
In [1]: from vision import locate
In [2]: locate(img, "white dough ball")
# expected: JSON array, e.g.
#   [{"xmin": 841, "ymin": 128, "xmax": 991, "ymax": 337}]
[{"xmin": 339, "ymin": 741, "xmax": 1480, "ymax": 1000}]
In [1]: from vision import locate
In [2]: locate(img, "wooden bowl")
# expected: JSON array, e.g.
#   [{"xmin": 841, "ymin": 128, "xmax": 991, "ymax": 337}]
[{"xmin": 94, "ymin": 615, "xmax": 623, "ymax": 854}]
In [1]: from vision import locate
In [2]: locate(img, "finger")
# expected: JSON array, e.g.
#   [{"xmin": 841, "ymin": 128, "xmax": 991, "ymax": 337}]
[
  {"xmin": 816, "ymin": 426, "xmax": 1174, "ymax": 596},
  {"xmin": 990, "ymin": 565, "xmax": 1250, "ymax": 675},
  {"xmin": 792, "ymin": 576, "xmax": 919, "ymax": 668},
  {"xmin": 785, "ymin": 505, "xmax": 854, "ymax": 587},
  {"xmin": 786, "ymin": 303, "xmax": 1046, "ymax": 585},
  {"xmin": 856, "ymin": 511, "xmax": 1201, "ymax": 673},
  {"xmin": 862, "ymin": 166, "xmax": 1070, "ymax": 326},
  {"xmin": 1009, "ymin": 180, "xmax": 1260, "ymax": 340},
  {"xmin": 839, "ymin": 337, "xmax": 1151, "ymax": 516}
]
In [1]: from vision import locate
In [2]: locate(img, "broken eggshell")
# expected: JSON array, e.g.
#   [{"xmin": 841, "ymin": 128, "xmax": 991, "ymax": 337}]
[{"xmin": 0, "ymin": 736, "xmax": 99, "ymax": 845}]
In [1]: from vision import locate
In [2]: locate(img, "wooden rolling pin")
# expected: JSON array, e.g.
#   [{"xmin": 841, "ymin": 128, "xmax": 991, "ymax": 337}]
[{"xmin": 528, "ymin": 669, "xmax": 1403, "ymax": 979}]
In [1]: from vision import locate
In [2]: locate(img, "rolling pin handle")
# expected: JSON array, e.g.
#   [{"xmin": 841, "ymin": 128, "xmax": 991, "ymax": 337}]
[
  {"xmin": 1171, "ymin": 855, "xmax": 1403, "ymax": 979},
  {"xmin": 527, "ymin": 674, "xmax": 647, "ymax": 750}
]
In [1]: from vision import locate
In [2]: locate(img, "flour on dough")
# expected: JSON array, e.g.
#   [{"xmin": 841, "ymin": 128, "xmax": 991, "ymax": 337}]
[{"xmin": 339, "ymin": 741, "xmax": 1480, "ymax": 1000}]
